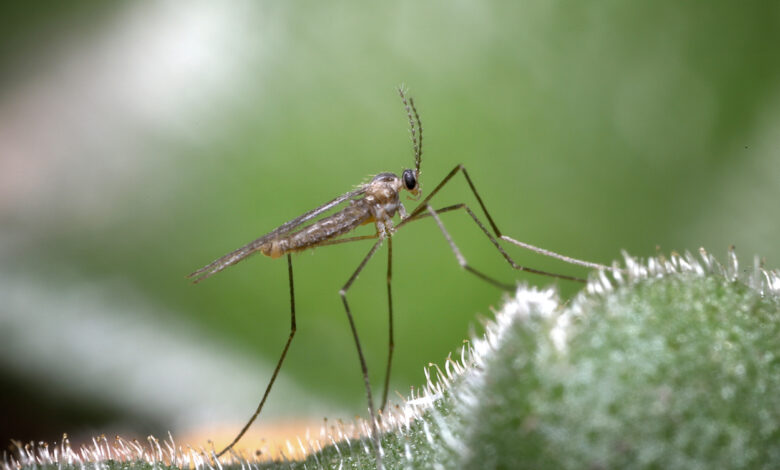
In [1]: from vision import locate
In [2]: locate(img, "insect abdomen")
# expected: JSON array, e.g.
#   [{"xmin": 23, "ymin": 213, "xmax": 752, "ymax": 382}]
[{"xmin": 260, "ymin": 202, "xmax": 372, "ymax": 258}]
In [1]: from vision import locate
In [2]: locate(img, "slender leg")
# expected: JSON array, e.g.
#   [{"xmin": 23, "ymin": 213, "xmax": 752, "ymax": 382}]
[
  {"xmin": 339, "ymin": 236, "xmax": 386, "ymax": 469},
  {"xmin": 425, "ymin": 204, "xmax": 586, "ymax": 285},
  {"xmin": 216, "ymin": 254, "xmax": 297, "ymax": 458},
  {"xmin": 380, "ymin": 236, "xmax": 394, "ymax": 412},
  {"xmin": 425, "ymin": 204, "xmax": 519, "ymax": 289},
  {"xmin": 397, "ymin": 164, "xmax": 616, "ymax": 280},
  {"xmin": 500, "ymin": 235, "xmax": 614, "ymax": 271},
  {"xmin": 403, "ymin": 203, "xmax": 469, "ymax": 222},
  {"xmin": 314, "ymin": 233, "xmax": 379, "ymax": 248}
]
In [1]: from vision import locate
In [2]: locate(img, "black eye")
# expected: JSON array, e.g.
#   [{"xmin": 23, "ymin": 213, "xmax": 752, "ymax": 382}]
[{"xmin": 402, "ymin": 169, "xmax": 416, "ymax": 190}]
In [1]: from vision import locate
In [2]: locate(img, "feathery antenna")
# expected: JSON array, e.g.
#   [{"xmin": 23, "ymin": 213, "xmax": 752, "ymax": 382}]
[{"xmin": 398, "ymin": 86, "xmax": 423, "ymax": 173}]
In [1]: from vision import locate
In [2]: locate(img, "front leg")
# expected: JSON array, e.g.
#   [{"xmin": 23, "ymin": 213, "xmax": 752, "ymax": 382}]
[
  {"xmin": 375, "ymin": 217, "xmax": 396, "ymax": 237},
  {"xmin": 398, "ymin": 202, "xmax": 409, "ymax": 220},
  {"xmin": 396, "ymin": 164, "xmax": 614, "ymax": 282}
]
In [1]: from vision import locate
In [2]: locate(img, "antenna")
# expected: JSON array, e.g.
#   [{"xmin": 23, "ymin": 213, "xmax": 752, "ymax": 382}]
[{"xmin": 398, "ymin": 86, "xmax": 423, "ymax": 173}]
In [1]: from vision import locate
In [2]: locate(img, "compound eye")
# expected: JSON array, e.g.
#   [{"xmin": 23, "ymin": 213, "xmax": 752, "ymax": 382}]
[{"xmin": 402, "ymin": 169, "xmax": 417, "ymax": 190}]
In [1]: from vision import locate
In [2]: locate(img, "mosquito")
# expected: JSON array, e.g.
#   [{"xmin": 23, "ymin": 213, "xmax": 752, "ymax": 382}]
[{"xmin": 189, "ymin": 88, "xmax": 614, "ymax": 465}]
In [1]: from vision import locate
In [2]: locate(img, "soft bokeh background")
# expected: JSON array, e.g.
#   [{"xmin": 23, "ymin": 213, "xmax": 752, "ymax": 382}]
[{"xmin": 2, "ymin": 0, "xmax": 779, "ymax": 451}]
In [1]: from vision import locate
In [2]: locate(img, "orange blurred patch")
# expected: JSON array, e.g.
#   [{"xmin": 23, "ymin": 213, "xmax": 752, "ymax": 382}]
[{"xmin": 180, "ymin": 419, "xmax": 329, "ymax": 462}]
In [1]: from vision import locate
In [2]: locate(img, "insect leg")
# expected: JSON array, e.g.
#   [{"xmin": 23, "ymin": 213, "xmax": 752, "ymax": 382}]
[
  {"xmin": 216, "ymin": 253, "xmax": 297, "ymax": 458},
  {"xmin": 315, "ymin": 233, "xmax": 379, "ymax": 248},
  {"xmin": 380, "ymin": 236, "xmax": 393, "ymax": 412},
  {"xmin": 425, "ymin": 204, "xmax": 518, "ymax": 289},
  {"xmin": 339, "ymin": 236, "xmax": 386, "ymax": 467},
  {"xmin": 454, "ymin": 165, "xmax": 615, "ymax": 271},
  {"xmin": 399, "ymin": 164, "xmax": 616, "ymax": 281},
  {"xmin": 410, "ymin": 204, "xmax": 614, "ymax": 272},
  {"xmin": 500, "ymin": 234, "xmax": 616, "ymax": 271},
  {"xmin": 426, "ymin": 203, "xmax": 586, "ymax": 284}
]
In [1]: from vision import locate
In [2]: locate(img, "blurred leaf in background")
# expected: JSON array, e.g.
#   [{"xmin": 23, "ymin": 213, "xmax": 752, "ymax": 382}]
[{"xmin": 1, "ymin": 0, "xmax": 778, "ymax": 451}]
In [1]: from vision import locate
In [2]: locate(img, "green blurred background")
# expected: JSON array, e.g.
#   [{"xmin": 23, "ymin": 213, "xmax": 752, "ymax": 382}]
[{"xmin": 1, "ymin": 0, "xmax": 779, "ymax": 450}]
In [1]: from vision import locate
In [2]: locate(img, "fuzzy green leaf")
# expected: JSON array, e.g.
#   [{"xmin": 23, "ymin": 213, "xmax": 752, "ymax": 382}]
[{"xmin": 8, "ymin": 250, "xmax": 780, "ymax": 470}]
